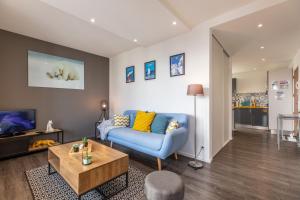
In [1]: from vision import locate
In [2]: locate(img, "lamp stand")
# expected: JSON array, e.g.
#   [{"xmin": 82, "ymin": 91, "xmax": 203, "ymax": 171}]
[
  {"xmin": 98, "ymin": 109, "xmax": 108, "ymax": 121},
  {"xmin": 188, "ymin": 95, "xmax": 204, "ymax": 169}
]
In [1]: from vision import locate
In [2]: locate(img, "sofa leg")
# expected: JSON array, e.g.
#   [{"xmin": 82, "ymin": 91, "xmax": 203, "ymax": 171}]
[
  {"xmin": 110, "ymin": 141, "xmax": 113, "ymax": 148},
  {"xmin": 174, "ymin": 152, "xmax": 178, "ymax": 160},
  {"xmin": 157, "ymin": 158, "xmax": 162, "ymax": 171}
]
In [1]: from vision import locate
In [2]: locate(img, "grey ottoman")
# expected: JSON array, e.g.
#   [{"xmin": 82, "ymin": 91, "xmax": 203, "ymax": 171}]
[{"xmin": 144, "ymin": 170, "xmax": 184, "ymax": 200}]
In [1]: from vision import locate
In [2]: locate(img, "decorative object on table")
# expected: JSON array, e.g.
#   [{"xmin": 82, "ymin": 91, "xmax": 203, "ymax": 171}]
[
  {"xmin": 170, "ymin": 53, "xmax": 185, "ymax": 77},
  {"xmin": 113, "ymin": 114, "xmax": 130, "ymax": 127},
  {"xmin": 28, "ymin": 50, "xmax": 84, "ymax": 90},
  {"xmin": 99, "ymin": 100, "xmax": 109, "ymax": 121},
  {"xmin": 82, "ymin": 147, "xmax": 92, "ymax": 165},
  {"xmin": 31, "ymin": 140, "xmax": 56, "ymax": 148},
  {"xmin": 72, "ymin": 144, "xmax": 80, "ymax": 152},
  {"xmin": 187, "ymin": 84, "xmax": 204, "ymax": 170},
  {"xmin": 126, "ymin": 66, "xmax": 135, "ymax": 83},
  {"xmin": 166, "ymin": 120, "xmax": 180, "ymax": 133},
  {"xmin": 82, "ymin": 137, "xmax": 88, "ymax": 147},
  {"xmin": 144, "ymin": 60, "xmax": 156, "ymax": 80},
  {"xmin": 69, "ymin": 142, "xmax": 92, "ymax": 154},
  {"xmin": 132, "ymin": 111, "xmax": 156, "ymax": 132},
  {"xmin": 144, "ymin": 170, "xmax": 184, "ymax": 200},
  {"xmin": 46, "ymin": 120, "xmax": 54, "ymax": 132}
]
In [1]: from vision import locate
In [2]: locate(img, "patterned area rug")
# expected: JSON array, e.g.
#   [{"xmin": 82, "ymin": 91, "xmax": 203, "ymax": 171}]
[{"xmin": 25, "ymin": 164, "xmax": 146, "ymax": 200}]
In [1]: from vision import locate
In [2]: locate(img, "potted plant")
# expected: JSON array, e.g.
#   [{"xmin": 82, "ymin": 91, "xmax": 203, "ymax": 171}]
[
  {"xmin": 82, "ymin": 137, "xmax": 88, "ymax": 147},
  {"xmin": 82, "ymin": 148, "xmax": 92, "ymax": 165},
  {"xmin": 72, "ymin": 144, "xmax": 79, "ymax": 152}
]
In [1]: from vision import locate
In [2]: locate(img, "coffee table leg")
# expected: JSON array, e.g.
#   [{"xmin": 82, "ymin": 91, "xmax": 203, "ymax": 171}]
[
  {"xmin": 48, "ymin": 163, "xmax": 56, "ymax": 175},
  {"xmin": 48, "ymin": 163, "xmax": 51, "ymax": 175},
  {"xmin": 95, "ymin": 172, "xmax": 129, "ymax": 199},
  {"xmin": 125, "ymin": 172, "xmax": 128, "ymax": 188}
]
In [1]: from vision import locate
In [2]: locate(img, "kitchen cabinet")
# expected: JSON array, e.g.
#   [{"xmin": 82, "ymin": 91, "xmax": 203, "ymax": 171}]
[{"xmin": 234, "ymin": 107, "xmax": 268, "ymax": 129}]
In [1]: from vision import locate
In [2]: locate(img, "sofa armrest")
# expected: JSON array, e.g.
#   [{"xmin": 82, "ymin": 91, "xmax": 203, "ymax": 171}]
[{"xmin": 159, "ymin": 127, "xmax": 188, "ymax": 159}]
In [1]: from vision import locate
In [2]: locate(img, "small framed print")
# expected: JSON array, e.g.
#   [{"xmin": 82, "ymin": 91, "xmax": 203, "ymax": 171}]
[
  {"xmin": 170, "ymin": 53, "xmax": 185, "ymax": 77},
  {"xmin": 126, "ymin": 66, "xmax": 135, "ymax": 83},
  {"xmin": 144, "ymin": 60, "xmax": 156, "ymax": 80}
]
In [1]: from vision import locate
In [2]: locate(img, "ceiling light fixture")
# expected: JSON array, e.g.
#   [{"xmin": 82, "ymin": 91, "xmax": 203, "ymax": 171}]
[
  {"xmin": 172, "ymin": 21, "xmax": 177, "ymax": 25},
  {"xmin": 261, "ymin": 58, "xmax": 266, "ymax": 62},
  {"xmin": 133, "ymin": 39, "xmax": 138, "ymax": 43},
  {"xmin": 257, "ymin": 23, "xmax": 263, "ymax": 28},
  {"xmin": 260, "ymin": 46, "xmax": 265, "ymax": 49},
  {"xmin": 90, "ymin": 18, "xmax": 95, "ymax": 23}
]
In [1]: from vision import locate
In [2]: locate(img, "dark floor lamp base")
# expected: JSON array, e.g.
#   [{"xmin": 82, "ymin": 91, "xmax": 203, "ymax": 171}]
[{"xmin": 188, "ymin": 160, "xmax": 204, "ymax": 170}]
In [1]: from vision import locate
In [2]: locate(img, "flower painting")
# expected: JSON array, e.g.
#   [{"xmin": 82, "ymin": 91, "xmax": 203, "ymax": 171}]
[
  {"xmin": 144, "ymin": 60, "xmax": 156, "ymax": 80},
  {"xmin": 170, "ymin": 53, "xmax": 185, "ymax": 77},
  {"xmin": 126, "ymin": 66, "xmax": 135, "ymax": 83},
  {"xmin": 28, "ymin": 50, "xmax": 84, "ymax": 90}
]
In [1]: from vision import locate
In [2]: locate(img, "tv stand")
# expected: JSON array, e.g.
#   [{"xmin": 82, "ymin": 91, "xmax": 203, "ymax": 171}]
[{"xmin": 0, "ymin": 129, "xmax": 64, "ymax": 160}]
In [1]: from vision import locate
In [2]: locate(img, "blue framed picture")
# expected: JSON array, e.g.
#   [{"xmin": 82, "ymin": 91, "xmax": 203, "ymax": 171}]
[
  {"xmin": 170, "ymin": 53, "xmax": 185, "ymax": 77},
  {"xmin": 126, "ymin": 66, "xmax": 135, "ymax": 83},
  {"xmin": 144, "ymin": 60, "xmax": 156, "ymax": 80}
]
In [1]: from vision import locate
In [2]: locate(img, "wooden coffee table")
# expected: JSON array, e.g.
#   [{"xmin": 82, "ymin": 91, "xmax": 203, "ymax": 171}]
[{"xmin": 48, "ymin": 139, "xmax": 129, "ymax": 199}]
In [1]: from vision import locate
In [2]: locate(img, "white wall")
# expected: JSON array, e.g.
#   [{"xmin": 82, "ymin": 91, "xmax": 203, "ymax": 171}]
[
  {"xmin": 233, "ymin": 70, "xmax": 267, "ymax": 93},
  {"xmin": 110, "ymin": 25, "xmax": 211, "ymax": 162},
  {"xmin": 268, "ymin": 67, "xmax": 293, "ymax": 131},
  {"xmin": 290, "ymin": 49, "xmax": 300, "ymax": 70}
]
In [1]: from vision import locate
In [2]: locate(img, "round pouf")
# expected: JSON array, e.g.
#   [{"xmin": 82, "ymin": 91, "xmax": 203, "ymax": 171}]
[{"xmin": 144, "ymin": 170, "xmax": 184, "ymax": 200}]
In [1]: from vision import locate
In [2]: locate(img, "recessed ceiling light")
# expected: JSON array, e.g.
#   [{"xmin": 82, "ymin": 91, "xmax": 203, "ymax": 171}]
[
  {"xmin": 90, "ymin": 18, "xmax": 95, "ymax": 23},
  {"xmin": 253, "ymin": 68, "xmax": 257, "ymax": 70},
  {"xmin": 260, "ymin": 46, "xmax": 265, "ymax": 49},
  {"xmin": 257, "ymin": 23, "xmax": 263, "ymax": 28},
  {"xmin": 133, "ymin": 39, "xmax": 138, "ymax": 43},
  {"xmin": 261, "ymin": 58, "xmax": 266, "ymax": 62},
  {"xmin": 172, "ymin": 21, "xmax": 177, "ymax": 25}
]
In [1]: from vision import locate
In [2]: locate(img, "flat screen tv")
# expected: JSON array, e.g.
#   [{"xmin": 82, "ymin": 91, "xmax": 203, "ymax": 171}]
[{"xmin": 0, "ymin": 109, "xmax": 36, "ymax": 137}]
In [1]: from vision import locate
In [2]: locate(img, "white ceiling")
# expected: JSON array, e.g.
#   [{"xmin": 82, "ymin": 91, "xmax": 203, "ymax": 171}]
[
  {"xmin": 0, "ymin": 0, "xmax": 256, "ymax": 57},
  {"xmin": 159, "ymin": 0, "xmax": 255, "ymax": 28},
  {"xmin": 213, "ymin": 0, "xmax": 300, "ymax": 74}
]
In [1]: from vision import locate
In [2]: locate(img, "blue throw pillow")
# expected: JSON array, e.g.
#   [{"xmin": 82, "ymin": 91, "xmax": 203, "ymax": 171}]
[
  {"xmin": 129, "ymin": 113, "xmax": 136, "ymax": 128},
  {"xmin": 151, "ymin": 115, "xmax": 169, "ymax": 134}
]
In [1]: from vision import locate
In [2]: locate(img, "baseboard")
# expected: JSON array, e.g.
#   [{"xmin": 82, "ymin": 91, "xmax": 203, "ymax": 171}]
[
  {"xmin": 177, "ymin": 151, "xmax": 211, "ymax": 163},
  {"xmin": 223, "ymin": 138, "xmax": 232, "ymax": 147}
]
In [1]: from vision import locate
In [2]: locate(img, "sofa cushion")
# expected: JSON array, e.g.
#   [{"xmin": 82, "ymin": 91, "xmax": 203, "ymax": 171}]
[
  {"xmin": 151, "ymin": 115, "xmax": 169, "ymax": 134},
  {"xmin": 129, "ymin": 113, "xmax": 136, "ymax": 128},
  {"xmin": 132, "ymin": 111, "xmax": 156, "ymax": 132},
  {"xmin": 113, "ymin": 114, "xmax": 129, "ymax": 127},
  {"xmin": 108, "ymin": 128, "xmax": 165, "ymax": 151}
]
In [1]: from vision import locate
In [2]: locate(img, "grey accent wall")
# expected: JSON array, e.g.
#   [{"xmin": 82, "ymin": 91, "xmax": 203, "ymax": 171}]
[{"xmin": 0, "ymin": 29, "xmax": 109, "ymax": 142}]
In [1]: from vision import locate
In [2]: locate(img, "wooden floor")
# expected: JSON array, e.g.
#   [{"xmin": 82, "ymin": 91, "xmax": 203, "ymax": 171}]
[{"xmin": 1, "ymin": 130, "xmax": 300, "ymax": 200}]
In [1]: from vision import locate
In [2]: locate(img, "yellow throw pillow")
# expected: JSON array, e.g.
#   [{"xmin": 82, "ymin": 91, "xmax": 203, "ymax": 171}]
[{"xmin": 132, "ymin": 111, "xmax": 156, "ymax": 132}]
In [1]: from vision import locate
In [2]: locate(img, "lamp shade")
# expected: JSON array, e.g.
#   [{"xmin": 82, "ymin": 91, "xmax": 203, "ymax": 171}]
[
  {"xmin": 100, "ymin": 100, "xmax": 108, "ymax": 110},
  {"xmin": 187, "ymin": 84, "xmax": 204, "ymax": 96}
]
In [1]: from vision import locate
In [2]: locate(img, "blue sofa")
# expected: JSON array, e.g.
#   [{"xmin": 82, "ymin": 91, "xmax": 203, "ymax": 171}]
[{"xmin": 106, "ymin": 110, "xmax": 189, "ymax": 170}]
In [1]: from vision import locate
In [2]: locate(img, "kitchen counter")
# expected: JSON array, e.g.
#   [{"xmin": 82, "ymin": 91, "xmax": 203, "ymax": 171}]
[{"xmin": 233, "ymin": 106, "xmax": 268, "ymax": 109}]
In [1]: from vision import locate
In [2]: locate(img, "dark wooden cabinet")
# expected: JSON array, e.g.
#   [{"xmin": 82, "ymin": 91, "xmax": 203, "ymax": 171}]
[
  {"xmin": 252, "ymin": 108, "xmax": 268, "ymax": 127},
  {"xmin": 232, "ymin": 78, "xmax": 237, "ymax": 94},
  {"xmin": 234, "ymin": 108, "xmax": 268, "ymax": 128},
  {"xmin": 0, "ymin": 129, "xmax": 63, "ymax": 159}
]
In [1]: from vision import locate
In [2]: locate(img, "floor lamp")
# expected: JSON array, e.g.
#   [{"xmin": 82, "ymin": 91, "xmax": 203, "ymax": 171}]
[{"xmin": 187, "ymin": 84, "xmax": 204, "ymax": 169}]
